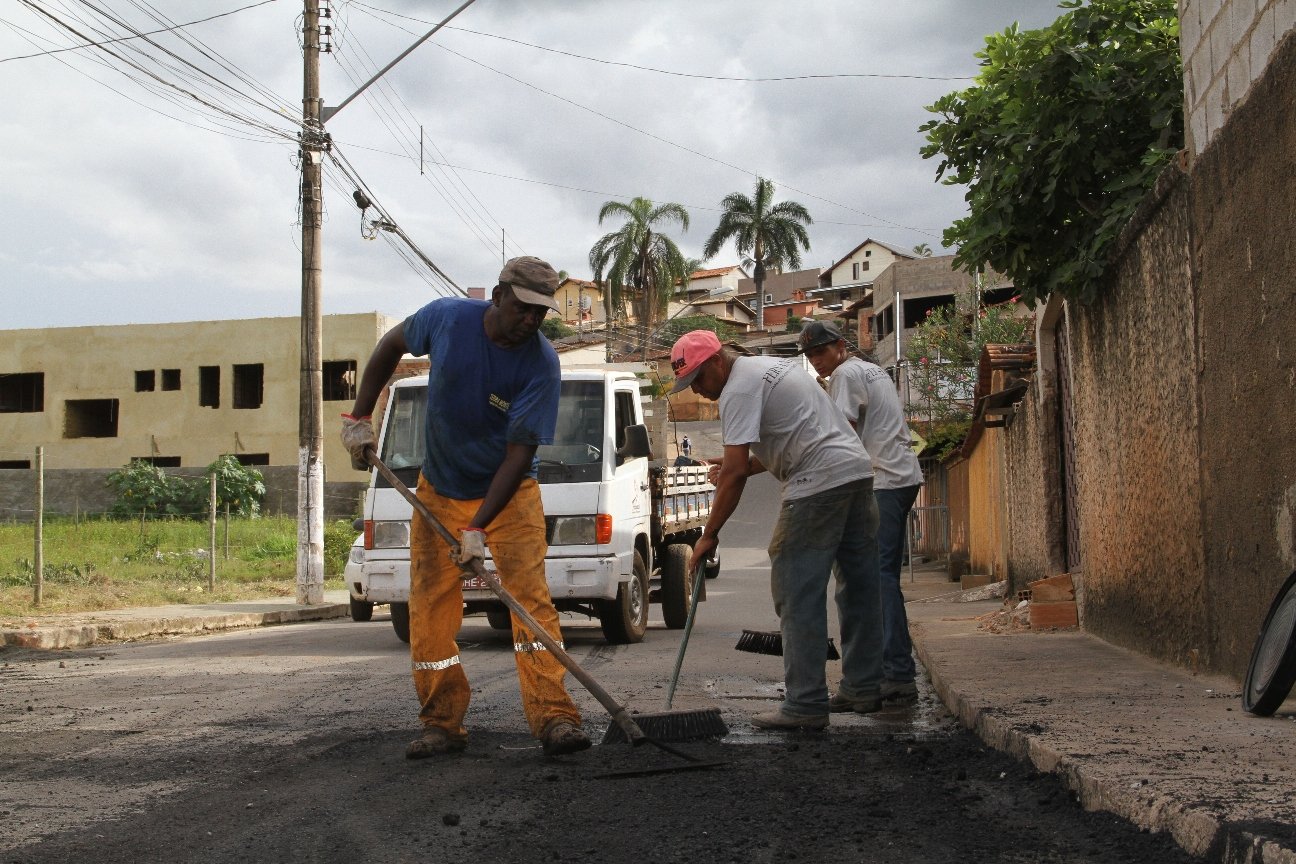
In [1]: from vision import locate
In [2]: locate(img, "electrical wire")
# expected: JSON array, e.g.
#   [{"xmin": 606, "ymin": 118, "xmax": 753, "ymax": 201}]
[
  {"xmin": 0, "ymin": 0, "xmax": 279, "ymax": 63},
  {"xmin": 349, "ymin": 2, "xmax": 975, "ymax": 83}
]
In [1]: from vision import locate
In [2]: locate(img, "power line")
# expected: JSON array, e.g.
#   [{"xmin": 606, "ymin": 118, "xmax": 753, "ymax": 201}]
[
  {"xmin": 349, "ymin": 2, "xmax": 974, "ymax": 83},
  {"xmin": 0, "ymin": 0, "xmax": 279, "ymax": 63}
]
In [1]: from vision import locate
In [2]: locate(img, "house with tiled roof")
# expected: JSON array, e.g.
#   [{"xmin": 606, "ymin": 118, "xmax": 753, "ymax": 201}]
[
  {"xmin": 815, "ymin": 239, "xmax": 919, "ymax": 309},
  {"xmin": 680, "ymin": 264, "xmax": 748, "ymax": 299}
]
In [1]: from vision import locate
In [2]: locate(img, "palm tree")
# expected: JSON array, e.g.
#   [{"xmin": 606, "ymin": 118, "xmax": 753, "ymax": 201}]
[
  {"xmin": 913, "ymin": 242, "xmax": 933, "ymax": 257},
  {"xmin": 703, "ymin": 177, "xmax": 812, "ymax": 330},
  {"xmin": 588, "ymin": 197, "xmax": 691, "ymax": 358}
]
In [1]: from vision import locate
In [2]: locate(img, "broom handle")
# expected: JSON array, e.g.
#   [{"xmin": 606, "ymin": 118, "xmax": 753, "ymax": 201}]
[
  {"xmin": 665, "ymin": 560, "xmax": 706, "ymax": 709},
  {"xmin": 366, "ymin": 449, "xmax": 647, "ymax": 746}
]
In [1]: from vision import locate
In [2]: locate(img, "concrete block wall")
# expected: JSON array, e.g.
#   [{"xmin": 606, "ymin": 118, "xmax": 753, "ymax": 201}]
[
  {"xmin": 1180, "ymin": 0, "xmax": 1296, "ymax": 154},
  {"xmin": 1065, "ymin": 166, "xmax": 1209, "ymax": 669}
]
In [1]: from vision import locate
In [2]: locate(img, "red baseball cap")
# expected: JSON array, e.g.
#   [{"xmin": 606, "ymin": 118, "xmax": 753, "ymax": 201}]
[{"xmin": 669, "ymin": 330, "xmax": 722, "ymax": 394}]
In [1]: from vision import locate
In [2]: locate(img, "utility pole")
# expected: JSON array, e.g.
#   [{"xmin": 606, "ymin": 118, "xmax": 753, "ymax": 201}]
[{"xmin": 297, "ymin": 0, "xmax": 326, "ymax": 605}]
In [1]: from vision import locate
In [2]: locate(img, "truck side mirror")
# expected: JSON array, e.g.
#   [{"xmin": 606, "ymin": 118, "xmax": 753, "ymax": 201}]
[{"xmin": 616, "ymin": 424, "xmax": 653, "ymax": 461}]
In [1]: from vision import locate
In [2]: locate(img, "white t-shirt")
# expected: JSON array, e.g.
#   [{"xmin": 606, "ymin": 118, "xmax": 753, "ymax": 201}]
[
  {"xmin": 828, "ymin": 357, "xmax": 924, "ymax": 490},
  {"xmin": 719, "ymin": 356, "xmax": 872, "ymax": 501}
]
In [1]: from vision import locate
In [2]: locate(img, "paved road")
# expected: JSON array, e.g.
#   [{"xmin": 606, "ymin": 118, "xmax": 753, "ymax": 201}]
[{"xmin": 0, "ymin": 469, "xmax": 1197, "ymax": 863}]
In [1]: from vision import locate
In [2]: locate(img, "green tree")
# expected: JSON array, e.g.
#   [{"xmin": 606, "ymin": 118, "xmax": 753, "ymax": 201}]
[
  {"xmin": 207, "ymin": 454, "xmax": 266, "ymax": 518},
  {"xmin": 587, "ymin": 197, "xmax": 692, "ymax": 356},
  {"xmin": 919, "ymin": 0, "xmax": 1181, "ymax": 305},
  {"xmin": 904, "ymin": 293, "xmax": 1031, "ymax": 436},
  {"xmin": 540, "ymin": 318, "xmax": 575, "ymax": 341},
  {"xmin": 913, "ymin": 243, "xmax": 933, "ymax": 257},
  {"xmin": 655, "ymin": 314, "xmax": 738, "ymax": 348},
  {"xmin": 703, "ymin": 177, "xmax": 812, "ymax": 331}
]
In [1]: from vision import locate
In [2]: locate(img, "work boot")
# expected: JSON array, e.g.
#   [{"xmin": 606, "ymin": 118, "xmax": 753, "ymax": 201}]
[
  {"xmin": 405, "ymin": 726, "xmax": 467, "ymax": 760},
  {"xmin": 880, "ymin": 680, "xmax": 918, "ymax": 703},
  {"xmin": 751, "ymin": 709, "xmax": 829, "ymax": 730},
  {"xmin": 541, "ymin": 720, "xmax": 591, "ymax": 756},
  {"xmin": 828, "ymin": 692, "xmax": 883, "ymax": 714}
]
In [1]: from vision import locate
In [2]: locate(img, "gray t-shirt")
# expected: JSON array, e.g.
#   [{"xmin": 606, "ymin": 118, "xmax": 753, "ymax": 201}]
[
  {"xmin": 719, "ymin": 356, "xmax": 872, "ymax": 501},
  {"xmin": 828, "ymin": 356, "xmax": 924, "ymax": 490}
]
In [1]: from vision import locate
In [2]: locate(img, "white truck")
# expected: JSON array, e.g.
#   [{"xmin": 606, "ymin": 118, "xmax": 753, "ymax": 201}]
[{"xmin": 345, "ymin": 368, "xmax": 719, "ymax": 644}]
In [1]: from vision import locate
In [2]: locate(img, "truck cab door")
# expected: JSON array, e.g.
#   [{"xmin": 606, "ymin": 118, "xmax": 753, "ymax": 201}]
[{"xmin": 606, "ymin": 384, "xmax": 650, "ymax": 565}]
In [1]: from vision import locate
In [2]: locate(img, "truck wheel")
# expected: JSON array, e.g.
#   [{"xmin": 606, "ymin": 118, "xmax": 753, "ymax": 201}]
[
  {"xmin": 660, "ymin": 543, "xmax": 696, "ymax": 629},
  {"xmin": 599, "ymin": 553, "xmax": 649, "ymax": 644},
  {"xmin": 390, "ymin": 602, "xmax": 411, "ymax": 644},
  {"xmin": 349, "ymin": 597, "xmax": 375, "ymax": 622},
  {"xmin": 486, "ymin": 607, "xmax": 512, "ymax": 631}
]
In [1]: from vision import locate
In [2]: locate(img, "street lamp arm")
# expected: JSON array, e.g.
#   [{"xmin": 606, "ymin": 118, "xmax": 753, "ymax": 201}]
[{"xmin": 321, "ymin": 0, "xmax": 479, "ymax": 124}]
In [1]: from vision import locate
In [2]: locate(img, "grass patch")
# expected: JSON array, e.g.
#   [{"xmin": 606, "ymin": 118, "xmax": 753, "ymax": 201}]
[{"xmin": 0, "ymin": 516, "xmax": 356, "ymax": 617}]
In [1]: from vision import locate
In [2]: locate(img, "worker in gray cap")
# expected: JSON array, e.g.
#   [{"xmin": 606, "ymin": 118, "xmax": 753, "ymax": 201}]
[
  {"xmin": 341, "ymin": 256, "xmax": 592, "ymax": 759},
  {"xmin": 800, "ymin": 320, "xmax": 925, "ymax": 703}
]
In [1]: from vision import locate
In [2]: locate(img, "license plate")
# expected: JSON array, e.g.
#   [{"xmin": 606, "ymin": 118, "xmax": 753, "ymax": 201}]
[{"xmin": 461, "ymin": 573, "xmax": 492, "ymax": 590}]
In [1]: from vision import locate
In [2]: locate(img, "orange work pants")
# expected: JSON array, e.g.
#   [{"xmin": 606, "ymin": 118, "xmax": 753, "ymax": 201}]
[{"xmin": 408, "ymin": 475, "xmax": 581, "ymax": 742}]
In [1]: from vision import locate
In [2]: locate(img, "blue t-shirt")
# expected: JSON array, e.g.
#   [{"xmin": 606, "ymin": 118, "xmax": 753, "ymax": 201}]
[{"xmin": 403, "ymin": 297, "xmax": 560, "ymax": 500}]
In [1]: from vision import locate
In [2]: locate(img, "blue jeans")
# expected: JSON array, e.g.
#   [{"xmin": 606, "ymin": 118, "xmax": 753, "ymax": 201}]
[
  {"xmin": 768, "ymin": 478, "xmax": 883, "ymax": 715},
  {"xmin": 876, "ymin": 484, "xmax": 921, "ymax": 682}
]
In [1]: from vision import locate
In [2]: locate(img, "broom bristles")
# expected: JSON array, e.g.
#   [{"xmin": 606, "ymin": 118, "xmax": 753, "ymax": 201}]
[
  {"xmin": 600, "ymin": 708, "xmax": 728, "ymax": 745},
  {"xmin": 735, "ymin": 629, "xmax": 841, "ymax": 660}
]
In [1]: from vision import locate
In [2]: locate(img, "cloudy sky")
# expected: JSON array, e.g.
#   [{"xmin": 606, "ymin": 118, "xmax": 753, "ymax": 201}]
[{"xmin": 2, "ymin": 0, "xmax": 1060, "ymax": 330}]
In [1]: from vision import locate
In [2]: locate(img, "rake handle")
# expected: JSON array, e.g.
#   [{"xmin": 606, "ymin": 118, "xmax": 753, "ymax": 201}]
[{"xmin": 365, "ymin": 448, "xmax": 648, "ymax": 747}]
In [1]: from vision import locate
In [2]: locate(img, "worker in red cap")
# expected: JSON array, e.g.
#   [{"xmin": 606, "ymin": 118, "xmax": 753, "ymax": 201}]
[{"xmin": 670, "ymin": 329, "xmax": 885, "ymax": 729}]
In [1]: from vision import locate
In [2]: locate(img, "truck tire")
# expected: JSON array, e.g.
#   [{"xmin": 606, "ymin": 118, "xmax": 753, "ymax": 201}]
[
  {"xmin": 486, "ymin": 607, "xmax": 513, "ymax": 631},
  {"xmin": 349, "ymin": 597, "xmax": 375, "ymax": 622},
  {"xmin": 660, "ymin": 543, "xmax": 696, "ymax": 629},
  {"xmin": 390, "ymin": 602, "xmax": 411, "ymax": 644},
  {"xmin": 599, "ymin": 553, "xmax": 649, "ymax": 644}
]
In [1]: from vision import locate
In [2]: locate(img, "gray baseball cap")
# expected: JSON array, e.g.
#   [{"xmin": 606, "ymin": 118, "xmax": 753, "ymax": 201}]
[{"xmin": 499, "ymin": 256, "xmax": 560, "ymax": 312}]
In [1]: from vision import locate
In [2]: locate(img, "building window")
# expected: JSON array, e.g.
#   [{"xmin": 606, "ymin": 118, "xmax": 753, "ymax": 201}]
[
  {"xmin": 323, "ymin": 360, "xmax": 357, "ymax": 402},
  {"xmin": 865, "ymin": 250, "xmax": 872, "ymax": 257},
  {"xmin": 236, "ymin": 453, "xmax": 270, "ymax": 466},
  {"xmin": 764, "ymin": 293, "xmax": 773, "ymax": 303},
  {"xmin": 233, "ymin": 364, "xmax": 264, "ymax": 409},
  {"xmin": 0, "ymin": 373, "xmax": 43, "ymax": 413},
  {"xmin": 65, "ymin": 399, "xmax": 119, "ymax": 438},
  {"xmin": 862, "ymin": 261, "xmax": 870, "ymax": 272},
  {"xmin": 135, "ymin": 370, "xmax": 155, "ymax": 392},
  {"xmin": 852, "ymin": 263, "xmax": 859, "ymax": 280},
  {"xmin": 132, "ymin": 456, "xmax": 181, "ymax": 467},
  {"xmin": 161, "ymin": 369, "xmax": 181, "ymax": 391},
  {"xmin": 200, "ymin": 366, "xmax": 220, "ymax": 408},
  {"xmin": 0, "ymin": 460, "xmax": 31, "ymax": 469}
]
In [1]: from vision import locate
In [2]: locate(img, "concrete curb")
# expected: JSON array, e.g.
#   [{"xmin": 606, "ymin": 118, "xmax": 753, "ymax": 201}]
[
  {"xmin": 912, "ymin": 633, "xmax": 1296, "ymax": 864},
  {"xmin": 1, "ymin": 603, "xmax": 349, "ymax": 650}
]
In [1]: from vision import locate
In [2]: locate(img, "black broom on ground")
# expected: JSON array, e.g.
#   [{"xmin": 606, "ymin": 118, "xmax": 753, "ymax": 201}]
[
  {"xmin": 735, "ymin": 629, "xmax": 841, "ymax": 660},
  {"xmin": 603, "ymin": 562, "xmax": 729, "ymax": 744}
]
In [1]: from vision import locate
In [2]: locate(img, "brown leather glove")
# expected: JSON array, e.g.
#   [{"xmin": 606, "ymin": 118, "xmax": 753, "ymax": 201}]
[{"xmin": 340, "ymin": 414, "xmax": 376, "ymax": 471}]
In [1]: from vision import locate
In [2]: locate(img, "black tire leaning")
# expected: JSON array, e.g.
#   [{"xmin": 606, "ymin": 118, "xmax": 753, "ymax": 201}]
[
  {"xmin": 1243, "ymin": 570, "xmax": 1296, "ymax": 715},
  {"xmin": 390, "ymin": 601, "xmax": 411, "ymax": 644},
  {"xmin": 660, "ymin": 543, "xmax": 694, "ymax": 629},
  {"xmin": 598, "ymin": 552, "xmax": 649, "ymax": 644},
  {"xmin": 486, "ymin": 607, "xmax": 512, "ymax": 631},
  {"xmin": 349, "ymin": 597, "xmax": 375, "ymax": 622}
]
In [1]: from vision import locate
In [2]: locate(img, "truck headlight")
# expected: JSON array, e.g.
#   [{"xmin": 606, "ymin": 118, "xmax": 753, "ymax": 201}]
[
  {"xmin": 371, "ymin": 521, "xmax": 410, "ymax": 548},
  {"xmin": 549, "ymin": 515, "xmax": 596, "ymax": 546}
]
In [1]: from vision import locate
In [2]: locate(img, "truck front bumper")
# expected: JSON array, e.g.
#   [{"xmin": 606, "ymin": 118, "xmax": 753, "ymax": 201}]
[{"xmin": 464, "ymin": 555, "xmax": 622, "ymax": 604}]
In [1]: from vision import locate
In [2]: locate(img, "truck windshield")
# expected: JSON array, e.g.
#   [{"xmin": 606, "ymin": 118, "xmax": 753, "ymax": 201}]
[
  {"xmin": 537, "ymin": 380, "xmax": 603, "ymax": 484},
  {"xmin": 376, "ymin": 385, "xmax": 426, "ymax": 489}
]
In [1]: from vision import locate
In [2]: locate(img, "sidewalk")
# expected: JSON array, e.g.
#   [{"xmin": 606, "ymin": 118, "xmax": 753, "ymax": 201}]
[
  {"xmin": 0, "ymin": 590, "xmax": 350, "ymax": 649},
  {"xmin": 901, "ymin": 559, "xmax": 1296, "ymax": 864}
]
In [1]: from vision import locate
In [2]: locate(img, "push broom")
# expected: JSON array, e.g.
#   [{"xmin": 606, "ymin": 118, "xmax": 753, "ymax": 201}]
[
  {"xmin": 601, "ymin": 555, "xmax": 728, "ymax": 744},
  {"xmin": 365, "ymin": 449, "xmax": 725, "ymax": 756}
]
